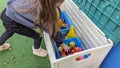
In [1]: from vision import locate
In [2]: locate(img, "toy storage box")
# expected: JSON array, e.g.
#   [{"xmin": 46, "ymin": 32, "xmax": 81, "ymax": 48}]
[{"xmin": 43, "ymin": 0, "xmax": 113, "ymax": 68}]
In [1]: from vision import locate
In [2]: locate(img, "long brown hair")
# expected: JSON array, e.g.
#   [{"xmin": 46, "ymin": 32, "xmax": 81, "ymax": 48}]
[
  {"xmin": 35, "ymin": 0, "xmax": 58, "ymax": 37},
  {"xmin": 14, "ymin": 0, "xmax": 64, "ymax": 37}
]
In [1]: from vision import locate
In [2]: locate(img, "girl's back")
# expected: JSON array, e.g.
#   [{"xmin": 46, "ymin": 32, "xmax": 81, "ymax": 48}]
[{"xmin": 6, "ymin": 0, "xmax": 35, "ymax": 29}]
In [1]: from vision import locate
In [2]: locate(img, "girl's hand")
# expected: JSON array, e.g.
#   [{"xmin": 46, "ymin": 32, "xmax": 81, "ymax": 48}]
[{"xmin": 61, "ymin": 43, "xmax": 70, "ymax": 53}]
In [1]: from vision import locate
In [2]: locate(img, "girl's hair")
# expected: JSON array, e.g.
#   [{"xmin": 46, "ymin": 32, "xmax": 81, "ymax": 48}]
[
  {"xmin": 14, "ymin": 0, "xmax": 64, "ymax": 37},
  {"xmin": 35, "ymin": 0, "xmax": 57, "ymax": 37}
]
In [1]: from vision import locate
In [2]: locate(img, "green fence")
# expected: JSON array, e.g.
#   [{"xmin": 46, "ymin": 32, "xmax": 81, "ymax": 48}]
[{"xmin": 73, "ymin": 0, "xmax": 120, "ymax": 45}]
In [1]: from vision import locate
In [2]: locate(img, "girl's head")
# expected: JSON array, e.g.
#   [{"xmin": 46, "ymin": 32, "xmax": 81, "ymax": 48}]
[
  {"xmin": 55, "ymin": 0, "xmax": 64, "ymax": 8},
  {"xmin": 34, "ymin": 0, "xmax": 64, "ymax": 37}
]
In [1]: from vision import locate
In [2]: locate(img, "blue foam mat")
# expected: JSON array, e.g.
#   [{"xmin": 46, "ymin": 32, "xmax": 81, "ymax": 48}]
[{"xmin": 101, "ymin": 41, "xmax": 120, "ymax": 68}]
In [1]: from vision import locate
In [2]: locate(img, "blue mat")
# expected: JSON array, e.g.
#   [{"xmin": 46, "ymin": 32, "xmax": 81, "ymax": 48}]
[{"xmin": 101, "ymin": 41, "xmax": 120, "ymax": 68}]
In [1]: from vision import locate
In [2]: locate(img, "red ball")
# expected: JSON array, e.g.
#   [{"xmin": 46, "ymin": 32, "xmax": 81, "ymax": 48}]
[
  {"xmin": 71, "ymin": 49, "xmax": 75, "ymax": 54},
  {"xmin": 73, "ymin": 46, "xmax": 77, "ymax": 51},
  {"xmin": 60, "ymin": 51, "xmax": 66, "ymax": 56},
  {"xmin": 77, "ymin": 47, "xmax": 82, "ymax": 52}
]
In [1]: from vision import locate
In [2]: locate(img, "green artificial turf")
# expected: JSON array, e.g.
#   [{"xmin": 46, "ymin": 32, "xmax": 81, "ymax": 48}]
[{"xmin": 0, "ymin": 0, "xmax": 51, "ymax": 68}]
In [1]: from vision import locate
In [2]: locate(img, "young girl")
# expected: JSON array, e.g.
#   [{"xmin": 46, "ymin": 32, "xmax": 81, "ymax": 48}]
[{"xmin": 0, "ymin": 0, "xmax": 70, "ymax": 57}]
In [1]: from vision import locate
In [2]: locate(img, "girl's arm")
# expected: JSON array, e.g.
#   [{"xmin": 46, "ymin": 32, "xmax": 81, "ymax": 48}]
[
  {"xmin": 54, "ymin": 8, "xmax": 70, "ymax": 52},
  {"xmin": 54, "ymin": 31, "xmax": 70, "ymax": 52},
  {"xmin": 54, "ymin": 31, "xmax": 63, "ymax": 44}
]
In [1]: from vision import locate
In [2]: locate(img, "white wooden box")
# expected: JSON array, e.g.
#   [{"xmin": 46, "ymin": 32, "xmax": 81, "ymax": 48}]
[{"xmin": 44, "ymin": 0, "xmax": 113, "ymax": 68}]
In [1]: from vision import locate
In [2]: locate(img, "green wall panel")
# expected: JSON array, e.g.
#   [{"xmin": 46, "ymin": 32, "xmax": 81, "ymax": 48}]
[{"xmin": 73, "ymin": 0, "xmax": 120, "ymax": 44}]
